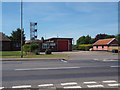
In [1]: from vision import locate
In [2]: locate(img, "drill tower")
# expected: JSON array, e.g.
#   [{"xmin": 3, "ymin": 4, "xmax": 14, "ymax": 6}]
[{"xmin": 30, "ymin": 22, "xmax": 38, "ymax": 41}]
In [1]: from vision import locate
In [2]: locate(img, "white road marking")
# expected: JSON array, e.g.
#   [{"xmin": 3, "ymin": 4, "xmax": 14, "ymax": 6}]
[
  {"xmin": 12, "ymin": 85, "xmax": 31, "ymax": 88},
  {"xmin": 61, "ymin": 82, "xmax": 77, "ymax": 86},
  {"xmin": 94, "ymin": 59, "xmax": 99, "ymax": 60},
  {"xmin": 0, "ymin": 87, "xmax": 4, "ymax": 89},
  {"xmin": 38, "ymin": 84, "xmax": 53, "ymax": 87},
  {"xmin": 103, "ymin": 60, "xmax": 118, "ymax": 62},
  {"xmin": 83, "ymin": 81, "xmax": 97, "ymax": 84},
  {"xmin": 108, "ymin": 84, "xmax": 120, "ymax": 87},
  {"xmin": 87, "ymin": 85, "xmax": 104, "ymax": 88},
  {"xmin": 102, "ymin": 80, "xmax": 117, "ymax": 83},
  {"xmin": 15, "ymin": 67, "xmax": 80, "ymax": 71},
  {"xmin": 61, "ymin": 60, "xmax": 68, "ymax": 63},
  {"xmin": 110, "ymin": 66, "xmax": 120, "ymax": 68},
  {"xmin": 63, "ymin": 86, "xmax": 82, "ymax": 89}
]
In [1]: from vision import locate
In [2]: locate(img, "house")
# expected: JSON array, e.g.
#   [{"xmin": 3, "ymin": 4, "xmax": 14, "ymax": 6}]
[
  {"xmin": 26, "ymin": 37, "xmax": 73, "ymax": 52},
  {"xmin": 0, "ymin": 32, "xmax": 11, "ymax": 51},
  {"xmin": 93, "ymin": 38, "xmax": 118, "ymax": 51}
]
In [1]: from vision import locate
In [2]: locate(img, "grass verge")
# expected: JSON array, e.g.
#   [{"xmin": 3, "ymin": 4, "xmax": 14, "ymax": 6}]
[{"xmin": 0, "ymin": 51, "xmax": 69, "ymax": 58}]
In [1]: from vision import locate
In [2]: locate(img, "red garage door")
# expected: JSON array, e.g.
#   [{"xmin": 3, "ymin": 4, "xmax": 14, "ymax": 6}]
[{"xmin": 57, "ymin": 40, "xmax": 68, "ymax": 51}]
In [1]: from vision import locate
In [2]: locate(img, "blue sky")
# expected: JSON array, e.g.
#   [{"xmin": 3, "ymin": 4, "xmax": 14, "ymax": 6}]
[{"xmin": 2, "ymin": 2, "xmax": 118, "ymax": 44}]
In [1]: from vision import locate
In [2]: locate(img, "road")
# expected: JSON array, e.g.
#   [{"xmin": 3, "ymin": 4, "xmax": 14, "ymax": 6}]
[{"xmin": 2, "ymin": 57, "xmax": 119, "ymax": 89}]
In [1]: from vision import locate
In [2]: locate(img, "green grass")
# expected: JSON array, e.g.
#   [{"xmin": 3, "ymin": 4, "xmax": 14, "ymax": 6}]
[
  {"xmin": 1, "ymin": 51, "xmax": 26, "ymax": 56},
  {"xmin": 0, "ymin": 51, "xmax": 69, "ymax": 58}
]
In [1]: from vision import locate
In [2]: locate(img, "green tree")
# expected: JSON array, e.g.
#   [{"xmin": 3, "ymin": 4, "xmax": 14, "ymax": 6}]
[
  {"xmin": 8, "ymin": 28, "xmax": 25, "ymax": 45},
  {"xmin": 94, "ymin": 34, "xmax": 107, "ymax": 42},
  {"xmin": 116, "ymin": 34, "xmax": 120, "ymax": 45},
  {"xmin": 77, "ymin": 35, "xmax": 93, "ymax": 45},
  {"xmin": 104, "ymin": 35, "xmax": 115, "ymax": 39}
]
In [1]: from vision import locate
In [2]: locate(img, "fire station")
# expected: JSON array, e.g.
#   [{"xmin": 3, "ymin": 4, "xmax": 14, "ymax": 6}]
[{"xmin": 26, "ymin": 37, "xmax": 73, "ymax": 52}]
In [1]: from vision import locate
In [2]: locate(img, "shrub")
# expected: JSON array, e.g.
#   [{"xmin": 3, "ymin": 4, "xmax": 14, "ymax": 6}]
[
  {"xmin": 72, "ymin": 44, "xmax": 92, "ymax": 51},
  {"xmin": 23, "ymin": 43, "xmax": 40, "ymax": 55},
  {"xmin": 72, "ymin": 45, "xmax": 79, "ymax": 50},
  {"xmin": 23, "ymin": 44, "xmax": 31, "ymax": 53},
  {"xmin": 30, "ymin": 43, "xmax": 39, "ymax": 52},
  {"xmin": 33, "ymin": 49, "xmax": 39, "ymax": 55}
]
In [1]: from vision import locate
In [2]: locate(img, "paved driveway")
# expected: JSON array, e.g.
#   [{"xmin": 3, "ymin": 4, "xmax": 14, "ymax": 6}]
[{"xmin": 52, "ymin": 51, "xmax": 118, "ymax": 60}]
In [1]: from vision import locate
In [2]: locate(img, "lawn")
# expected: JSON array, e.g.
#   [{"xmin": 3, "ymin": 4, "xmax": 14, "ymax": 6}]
[
  {"xmin": 0, "ymin": 51, "xmax": 68, "ymax": 58},
  {"xmin": 1, "ymin": 51, "xmax": 26, "ymax": 56}
]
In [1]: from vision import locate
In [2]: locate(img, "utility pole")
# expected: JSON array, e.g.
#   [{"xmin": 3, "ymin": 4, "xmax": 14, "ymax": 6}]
[{"xmin": 21, "ymin": 0, "xmax": 23, "ymax": 58}]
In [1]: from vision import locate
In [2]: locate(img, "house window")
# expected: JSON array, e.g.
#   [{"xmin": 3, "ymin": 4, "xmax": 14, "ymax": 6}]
[
  {"xmin": 102, "ymin": 46, "xmax": 104, "ymax": 49},
  {"xmin": 42, "ymin": 43, "xmax": 50, "ymax": 49},
  {"xmin": 96, "ymin": 46, "xmax": 98, "ymax": 49}
]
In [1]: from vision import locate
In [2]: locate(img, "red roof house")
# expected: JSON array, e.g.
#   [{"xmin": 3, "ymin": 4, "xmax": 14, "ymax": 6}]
[{"xmin": 93, "ymin": 38, "xmax": 118, "ymax": 51}]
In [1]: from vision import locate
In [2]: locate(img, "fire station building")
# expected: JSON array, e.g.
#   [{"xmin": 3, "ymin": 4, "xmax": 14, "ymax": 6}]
[{"xmin": 26, "ymin": 37, "xmax": 73, "ymax": 52}]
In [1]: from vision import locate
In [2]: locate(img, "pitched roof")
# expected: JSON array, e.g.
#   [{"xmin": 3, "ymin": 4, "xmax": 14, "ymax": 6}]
[
  {"xmin": 0, "ymin": 32, "xmax": 11, "ymax": 41},
  {"xmin": 93, "ymin": 38, "xmax": 116, "ymax": 45}
]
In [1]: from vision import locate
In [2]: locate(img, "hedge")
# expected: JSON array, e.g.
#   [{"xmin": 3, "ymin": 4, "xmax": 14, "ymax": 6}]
[{"xmin": 73, "ymin": 44, "xmax": 92, "ymax": 51}]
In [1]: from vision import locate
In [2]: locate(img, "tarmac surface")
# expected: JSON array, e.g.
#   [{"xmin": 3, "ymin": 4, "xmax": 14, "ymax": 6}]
[{"xmin": 1, "ymin": 51, "xmax": 119, "ymax": 89}]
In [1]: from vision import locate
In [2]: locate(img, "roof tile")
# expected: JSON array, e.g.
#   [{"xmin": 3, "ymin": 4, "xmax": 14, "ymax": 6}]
[{"xmin": 93, "ymin": 38, "xmax": 115, "ymax": 45}]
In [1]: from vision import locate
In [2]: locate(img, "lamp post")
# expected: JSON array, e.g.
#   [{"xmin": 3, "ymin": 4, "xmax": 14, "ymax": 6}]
[{"xmin": 21, "ymin": 0, "xmax": 23, "ymax": 58}]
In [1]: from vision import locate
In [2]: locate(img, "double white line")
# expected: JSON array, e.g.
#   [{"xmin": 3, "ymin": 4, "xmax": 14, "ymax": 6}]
[
  {"xmin": 83, "ymin": 81, "xmax": 104, "ymax": 88},
  {"xmin": 102, "ymin": 80, "xmax": 119, "ymax": 87}
]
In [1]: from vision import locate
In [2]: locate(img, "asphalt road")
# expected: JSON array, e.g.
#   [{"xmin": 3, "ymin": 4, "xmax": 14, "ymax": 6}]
[{"xmin": 2, "ymin": 58, "xmax": 119, "ymax": 89}]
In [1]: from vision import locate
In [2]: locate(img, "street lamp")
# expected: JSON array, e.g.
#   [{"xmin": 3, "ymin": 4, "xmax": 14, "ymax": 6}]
[{"xmin": 21, "ymin": 0, "xmax": 23, "ymax": 58}]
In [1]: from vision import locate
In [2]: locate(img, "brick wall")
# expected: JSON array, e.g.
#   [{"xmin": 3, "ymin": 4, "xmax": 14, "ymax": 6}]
[
  {"xmin": 93, "ymin": 45, "xmax": 108, "ymax": 51},
  {"xmin": 108, "ymin": 46, "xmax": 119, "ymax": 51}
]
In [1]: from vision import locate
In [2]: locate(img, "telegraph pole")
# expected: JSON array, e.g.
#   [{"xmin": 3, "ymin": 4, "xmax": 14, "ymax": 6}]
[{"xmin": 21, "ymin": 0, "xmax": 23, "ymax": 58}]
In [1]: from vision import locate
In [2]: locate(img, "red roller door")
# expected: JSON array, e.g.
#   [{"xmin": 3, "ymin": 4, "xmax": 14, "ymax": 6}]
[{"xmin": 57, "ymin": 40, "xmax": 68, "ymax": 51}]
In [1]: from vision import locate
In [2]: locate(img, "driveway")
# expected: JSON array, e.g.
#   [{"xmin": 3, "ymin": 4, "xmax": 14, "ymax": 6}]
[{"xmin": 52, "ymin": 51, "xmax": 118, "ymax": 60}]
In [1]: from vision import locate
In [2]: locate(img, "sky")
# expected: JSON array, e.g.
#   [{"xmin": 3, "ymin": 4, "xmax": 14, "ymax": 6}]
[{"xmin": 2, "ymin": 2, "xmax": 118, "ymax": 44}]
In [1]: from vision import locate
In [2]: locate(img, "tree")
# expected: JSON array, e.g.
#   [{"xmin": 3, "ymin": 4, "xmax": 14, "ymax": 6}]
[
  {"xmin": 77, "ymin": 36, "xmax": 86, "ymax": 45},
  {"xmin": 116, "ymin": 34, "xmax": 120, "ymax": 45},
  {"xmin": 77, "ymin": 35, "xmax": 93, "ymax": 45},
  {"xmin": 8, "ymin": 28, "xmax": 25, "ymax": 45},
  {"xmin": 104, "ymin": 35, "xmax": 115, "ymax": 39},
  {"xmin": 94, "ymin": 34, "xmax": 107, "ymax": 42},
  {"xmin": 1, "ymin": 32, "xmax": 8, "ymax": 38}
]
